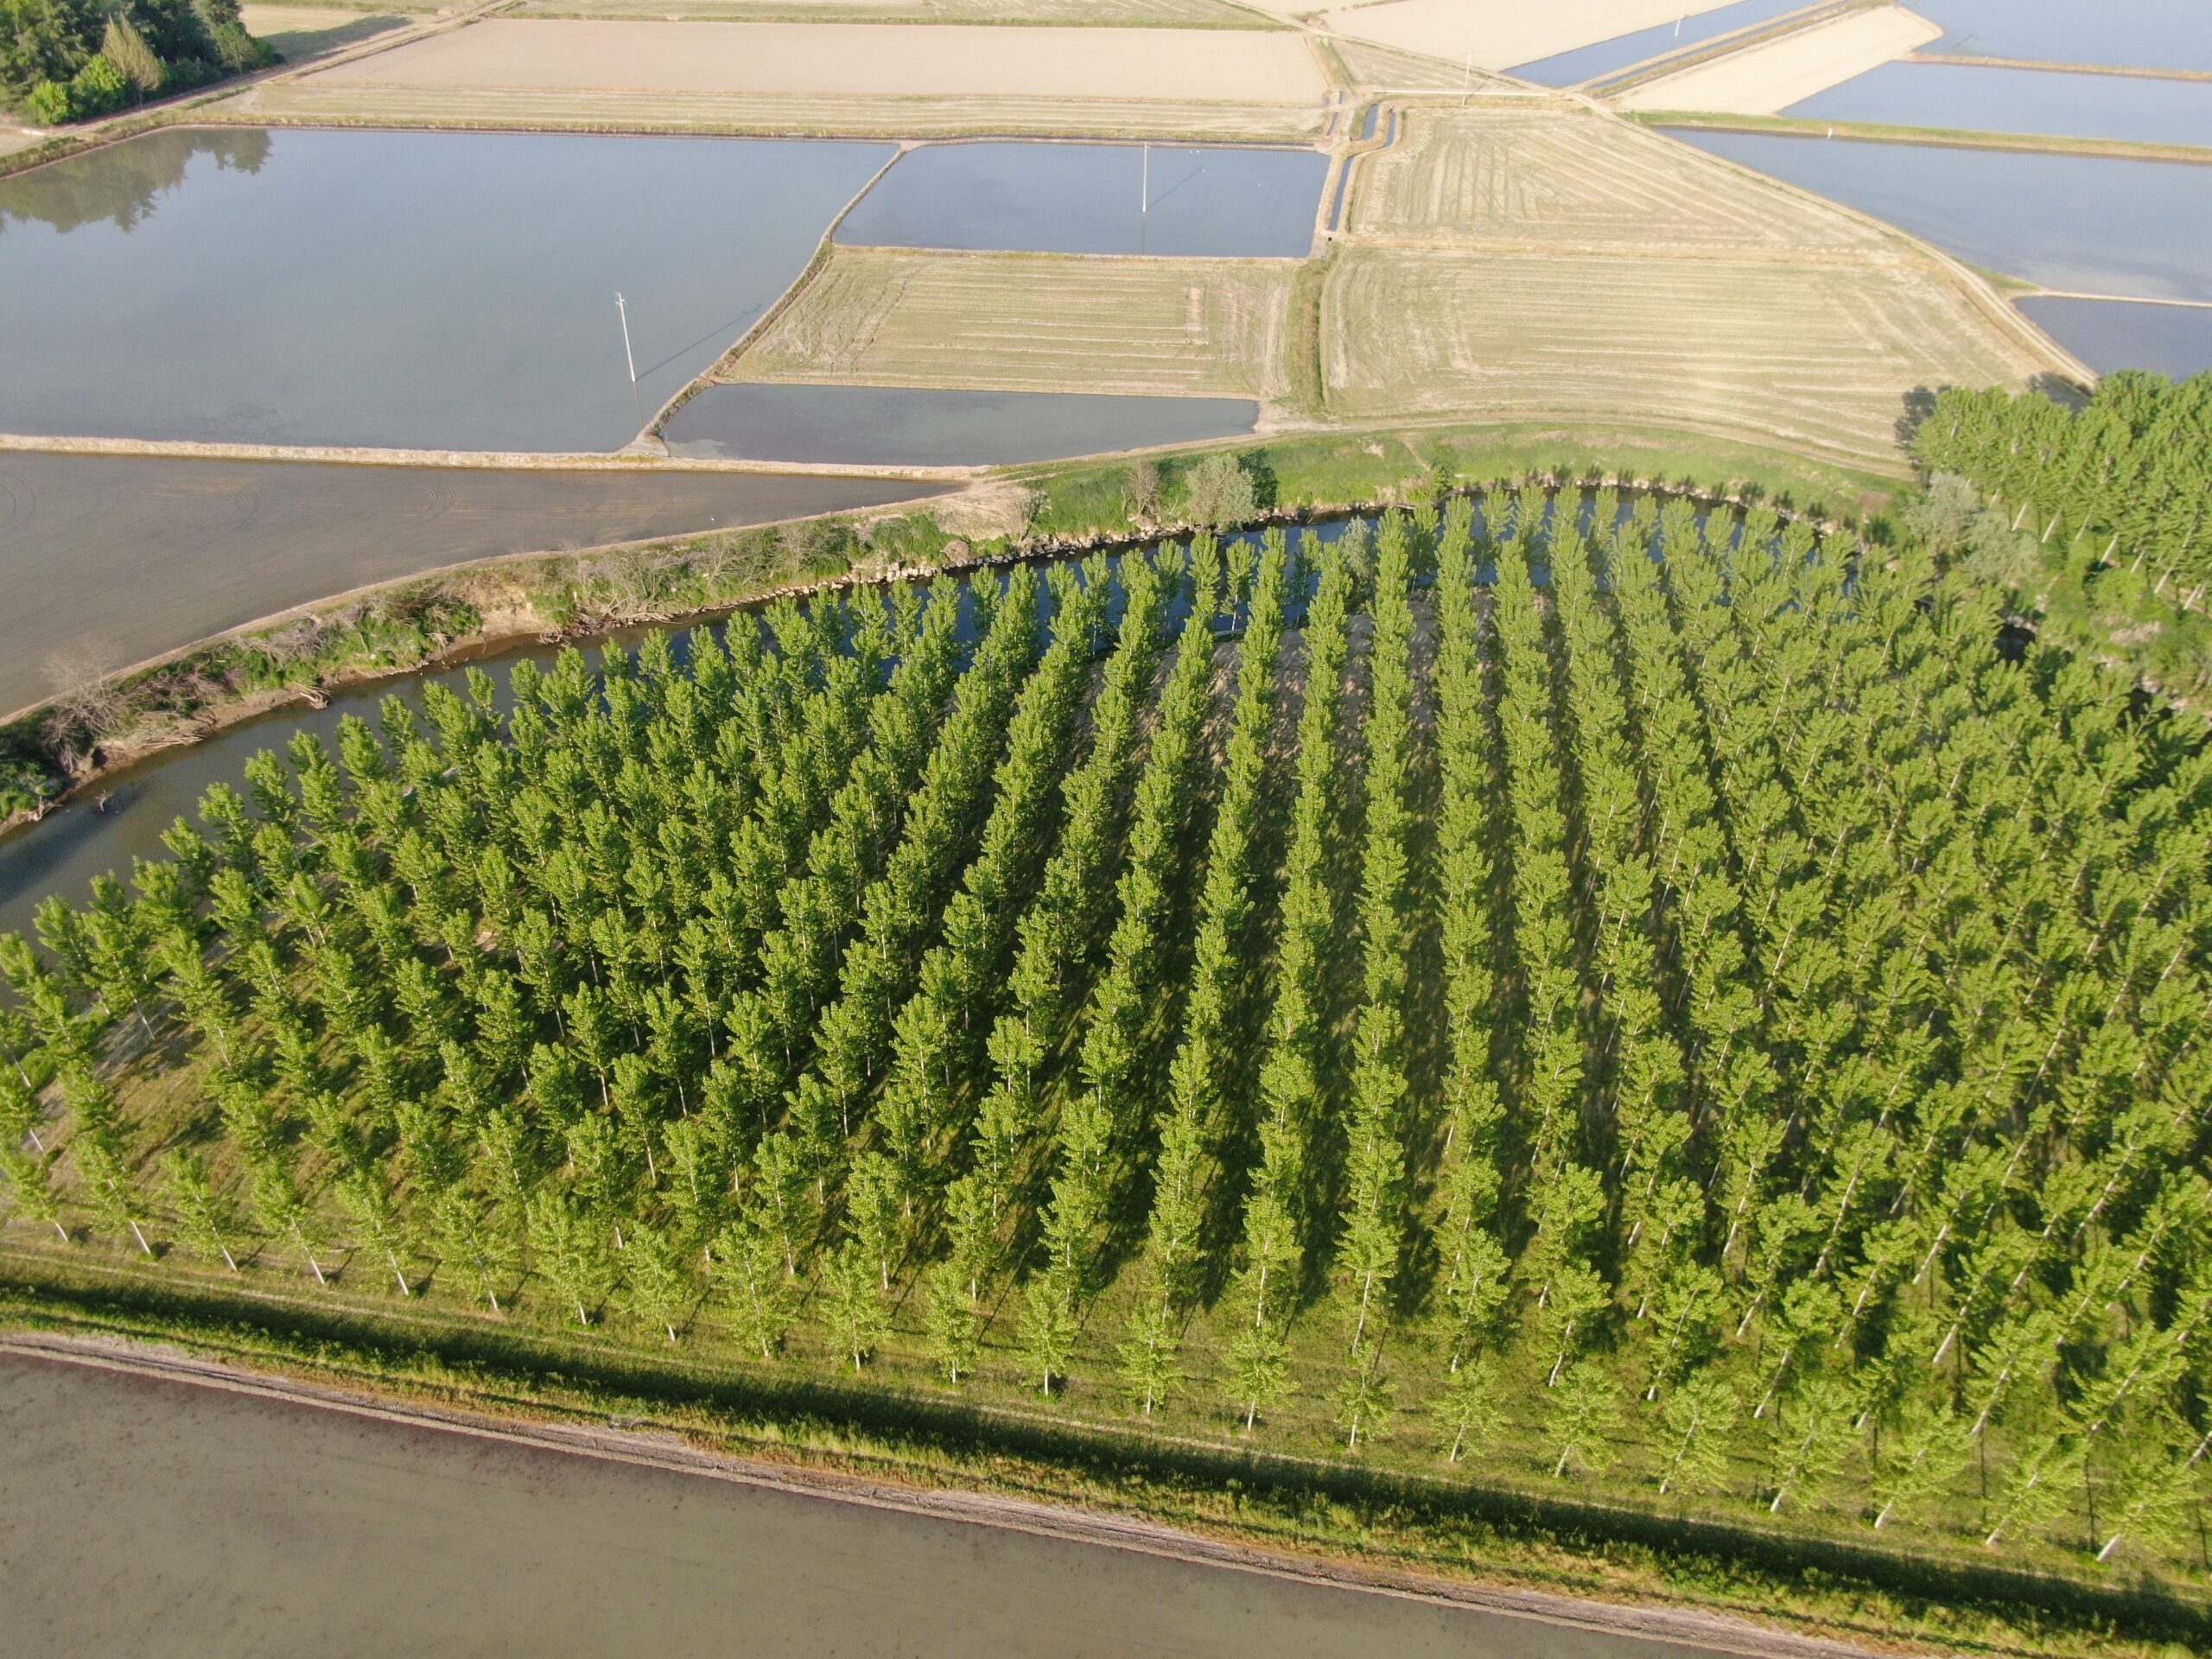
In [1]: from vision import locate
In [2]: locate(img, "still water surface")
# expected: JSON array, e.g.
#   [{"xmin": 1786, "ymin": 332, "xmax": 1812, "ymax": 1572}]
[
  {"xmin": 0, "ymin": 127, "xmax": 895, "ymax": 452},
  {"xmin": 1674, "ymin": 130, "xmax": 2212, "ymax": 303},
  {"xmin": 7, "ymin": 1352, "xmax": 1656, "ymax": 1659},
  {"xmin": 1787, "ymin": 61, "xmax": 2212, "ymax": 148},
  {"xmin": 2013, "ymin": 298, "xmax": 2212, "ymax": 381},
  {"xmin": 0, "ymin": 451, "xmax": 942, "ymax": 715},
  {"xmin": 665, "ymin": 385, "xmax": 1259, "ymax": 466},
  {"xmin": 1910, "ymin": 0, "xmax": 2212, "ymax": 73},
  {"xmin": 836, "ymin": 141, "xmax": 1325, "ymax": 258},
  {"xmin": 1509, "ymin": 0, "xmax": 1814, "ymax": 86}
]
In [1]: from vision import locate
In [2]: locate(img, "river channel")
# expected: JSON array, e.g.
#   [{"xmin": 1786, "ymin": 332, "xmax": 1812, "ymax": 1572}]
[{"xmin": 2, "ymin": 1348, "xmax": 1723, "ymax": 1659}]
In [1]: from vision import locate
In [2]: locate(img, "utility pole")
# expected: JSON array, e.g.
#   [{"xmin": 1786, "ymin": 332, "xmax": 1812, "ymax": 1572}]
[
  {"xmin": 615, "ymin": 291, "xmax": 637, "ymax": 385},
  {"xmin": 1141, "ymin": 143, "xmax": 1149, "ymax": 214}
]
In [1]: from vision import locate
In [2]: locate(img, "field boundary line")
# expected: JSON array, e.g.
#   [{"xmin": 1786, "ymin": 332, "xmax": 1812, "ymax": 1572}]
[{"xmin": 645, "ymin": 143, "xmax": 908, "ymax": 439}]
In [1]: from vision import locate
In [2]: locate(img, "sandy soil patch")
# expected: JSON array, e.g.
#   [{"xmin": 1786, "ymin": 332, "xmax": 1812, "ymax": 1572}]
[
  {"xmin": 1314, "ymin": 0, "xmax": 1752, "ymax": 71},
  {"xmin": 1616, "ymin": 8, "xmax": 1942, "ymax": 112},
  {"xmin": 1346, "ymin": 107, "xmax": 1893, "ymax": 257},
  {"xmin": 511, "ymin": 0, "xmax": 1262, "ymax": 22},
  {"xmin": 242, "ymin": 3, "xmax": 413, "ymax": 59},
  {"xmin": 731, "ymin": 247, "xmax": 1294, "ymax": 398},
  {"xmin": 1321, "ymin": 245, "xmax": 2046, "ymax": 464},
  {"xmin": 0, "ymin": 128, "xmax": 41, "ymax": 158},
  {"xmin": 315, "ymin": 19, "xmax": 1329, "ymax": 99}
]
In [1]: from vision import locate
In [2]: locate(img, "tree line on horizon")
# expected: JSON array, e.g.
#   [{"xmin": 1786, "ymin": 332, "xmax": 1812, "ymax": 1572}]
[{"xmin": 3, "ymin": 494, "xmax": 2210, "ymax": 1574}]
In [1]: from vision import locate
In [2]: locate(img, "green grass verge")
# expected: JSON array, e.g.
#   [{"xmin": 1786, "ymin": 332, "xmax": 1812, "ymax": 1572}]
[
  {"xmin": 6, "ymin": 1253, "xmax": 2208, "ymax": 1659},
  {"xmin": 1019, "ymin": 422, "xmax": 1907, "ymax": 543}
]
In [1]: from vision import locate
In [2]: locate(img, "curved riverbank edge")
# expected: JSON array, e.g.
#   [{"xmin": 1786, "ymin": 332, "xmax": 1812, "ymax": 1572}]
[
  {"xmin": 0, "ymin": 1330, "xmax": 1876, "ymax": 1659},
  {"xmin": 2, "ymin": 1258, "xmax": 2202, "ymax": 1659},
  {"xmin": 0, "ymin": 421, "xmax": 1901, "ymax": 842}
]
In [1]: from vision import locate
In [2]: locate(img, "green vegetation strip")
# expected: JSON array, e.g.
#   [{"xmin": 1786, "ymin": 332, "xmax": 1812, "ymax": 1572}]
[
  {"xmin": 3, "ymin": 1265, "xmax": 2202, "ymax": 1659},
  {"xmin": 4, "ymin": 416, "xmax": 2212, "ymax": 1654}
]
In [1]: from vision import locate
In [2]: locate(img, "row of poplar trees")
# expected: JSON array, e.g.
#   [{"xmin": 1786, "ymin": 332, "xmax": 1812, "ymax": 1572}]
[{"xmin": 3, "ymin": 495, "xmax": 2210, "ymax": 1573}]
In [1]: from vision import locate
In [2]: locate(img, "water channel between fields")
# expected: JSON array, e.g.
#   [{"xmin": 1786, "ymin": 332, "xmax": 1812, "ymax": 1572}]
[
  {"xmin": 0, "ymin": 1351, "xmax": 1733, "ymax": 1659},
  {"xmin": 1508, "ymin": 0, "xmax": 1816, "ymax": 87}
]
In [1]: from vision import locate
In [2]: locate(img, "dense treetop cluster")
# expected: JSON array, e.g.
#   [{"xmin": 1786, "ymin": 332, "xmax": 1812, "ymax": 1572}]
[{"xmin": 3, "ymin": 495, "xmax": 2210, "ymax": 1572}]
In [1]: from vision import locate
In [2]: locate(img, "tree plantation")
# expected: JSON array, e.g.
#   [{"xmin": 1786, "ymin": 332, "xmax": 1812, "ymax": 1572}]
[{"xmin": 5, "ymin": 493, "xmax": 2212, "ymax": 1579}]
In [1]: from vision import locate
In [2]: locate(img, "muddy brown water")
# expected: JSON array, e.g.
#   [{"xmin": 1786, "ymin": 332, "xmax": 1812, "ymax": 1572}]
[
  {"xmin": 0, "ymin": 451, "xmax": 944, "ymax": 715},
  {"xmin": 0, "ymin": 1350, "xmax": 1732, "ymax": 1659}
]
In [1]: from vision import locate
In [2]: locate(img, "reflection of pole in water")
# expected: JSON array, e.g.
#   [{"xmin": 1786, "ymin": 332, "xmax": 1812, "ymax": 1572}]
[
  {"xmin": 615, "ymin": 291, "xmax": 638, "ymax": 384},
  {"xmin": 616, "ymin": 290, "xmax": 644, "ymax": 432}
]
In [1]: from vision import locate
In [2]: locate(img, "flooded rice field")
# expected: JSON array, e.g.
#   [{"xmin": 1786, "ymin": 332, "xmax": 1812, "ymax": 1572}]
[
  {"xmin": 664, "ymin": 385, "xmax": 1259, "ymax": 466},
  {"xmin": 1910, "ymin": 0, "xmax": 2212, "ymax": 73},
  {"xmin": 0, "ymin": 128, "xmax": 897, "ymax": 453},
  {"xmin": 4, "ymin": 1350, "xmax": 1619, "ymax": 1659},
  {"xmin": 2013, "ymin": 297, "xmax": 2212, "ymax": 380},
  {"xmin": 1786, "ymin": 60, "xmax": 2212, "ymax": 148},
  {"xmin": 836, "ymin": 141, "xmax": 1326, "ymax": 259},
  {"xmin": 0, "ymin": 450, "xmax": 939, "ymax": 716},
  {"xmin": 1675, "ymin": 130, "xmax": 2212, "ymax": 306}
]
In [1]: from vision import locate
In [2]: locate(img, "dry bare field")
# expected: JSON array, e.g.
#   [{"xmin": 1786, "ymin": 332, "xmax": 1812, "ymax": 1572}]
[
  {"xmin": 510, "ymin": 0, "xmax": 1265, "ymax": 22},
  {"xmin": 1320, "ymin": 245, "xmax": 2050, "ymax": 465},
  {"xmin": 310, "ymin": 19, "xmax": 1329, "ymax": 99},
  {"xmin": 1313, "ymin": 0, "xmax": 1756, "ymax": 70},
  {"xmin": 1345, "ymin": 106, "xmax": 1897, "ymax": 257},
  {"xmin": 729, "ymin": 248, "xmax": 1294, "ymax": 399},
  {"xmin": 242, "ymin": 3, "xmax": 416, "ymax": 61},
  {"xmin": 234, "ymin": 79, "xmax": 1329, "ymax": 137},
  {"xmin": 1331, "ymin": 36, "xmax": 1510, "ymax": 90},
  {"xmin": 1615, "ymin": 7, "xmax": 1942, "ymax": 113}
]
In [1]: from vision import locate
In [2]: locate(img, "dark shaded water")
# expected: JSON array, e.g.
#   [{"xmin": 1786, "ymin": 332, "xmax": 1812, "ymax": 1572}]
[
  {"xmin": 835, "ymin": 141, "xmax": 1326, "ymax": 258},
  {"xmin": 1509, "ymin": 0, "xmax": 1816, "ymax": 87},
  {"xmin": 6, "ymin": 1352, "xmax": 1662, "ymax": 1659},
  {"xmin": 0, "ymin": 127, "xmax": 895, "ymax": 452},
  {"xmin": 0, "ymin": 451, "xmax": 940, "ymax": 714},
  {"xmin": 1788, "ymin": 61, "xmax": 2212, "ymax": 148},
  {"xmin": 1673, "ymin": 130, "xmax": 2212, "ymax": 302},
  {"xmin": 1912, "ymin": 0, "xmax": 2212, "ymax": 73},
  {"xmin": 664, "ymin": 385, "xmax": 1259, "ymax": 467},
  {"xmin": 2013, "ymin": 297, "xmax": 2212, "ymax": 379}
]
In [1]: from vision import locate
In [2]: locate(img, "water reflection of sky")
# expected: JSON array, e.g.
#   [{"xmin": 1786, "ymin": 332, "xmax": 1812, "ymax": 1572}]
[
  {"xmin": 1675, "ymin": 130, "xmax": 2212, "ymax": 304},
  {"xmin": 1788, "ymin": 61, "xmax": 2212, "ymax": 149},
  {"xmin": 1507, "ymin": 0, "xmax": 1814, "ymax": 87},
  {"xmin": 1911, "ymin": 0, "xmax": 2212, "ymax": 73},
  {"xmin": 836, "ymin": 142, "xmax": 1326, "ymax": 259},
  {"xmin": 0, "ymin": 127, "xmax": 895, "ymax": 452}
]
